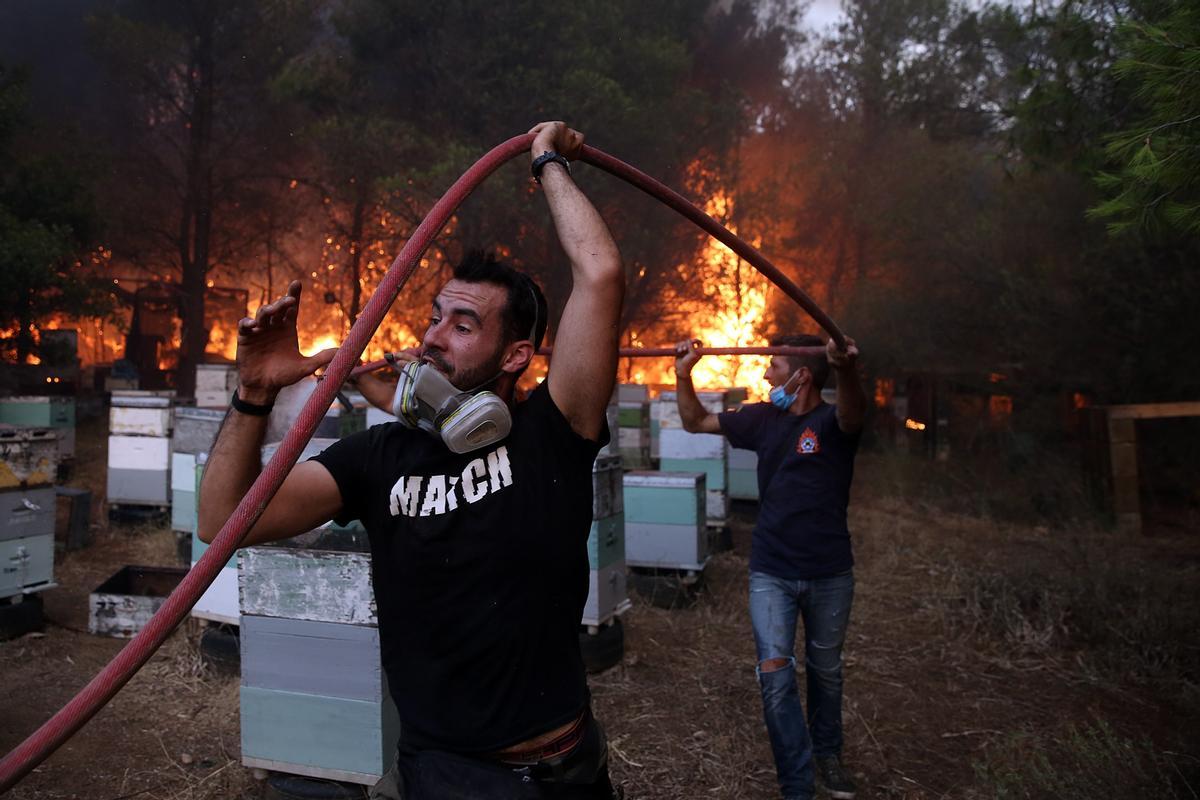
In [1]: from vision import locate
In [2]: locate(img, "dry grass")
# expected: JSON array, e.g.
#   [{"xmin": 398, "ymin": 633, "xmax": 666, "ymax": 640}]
[{"xmin": 5, "ymin": 419, "xmax": 1198, "ymax": 799}]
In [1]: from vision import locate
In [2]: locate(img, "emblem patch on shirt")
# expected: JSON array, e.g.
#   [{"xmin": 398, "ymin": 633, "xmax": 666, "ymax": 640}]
[{"xmin": 797, "ymin": 427, "xmax": 820, "ymax": 455}]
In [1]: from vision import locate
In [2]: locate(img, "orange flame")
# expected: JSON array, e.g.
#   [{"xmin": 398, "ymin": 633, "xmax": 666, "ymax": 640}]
[
  {"xmin": 625, "ymin": 190, "xmax": 772, "ymax": 399},
  {"xmin": 206, "ymin": 321, "xmax": 238, "ymax": 362}
]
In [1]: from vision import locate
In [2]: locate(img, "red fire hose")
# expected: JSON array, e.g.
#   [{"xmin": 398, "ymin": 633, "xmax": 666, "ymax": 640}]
[{"xmin": 0, "ymin": 133, "xmax": 844, "ymax": 791}]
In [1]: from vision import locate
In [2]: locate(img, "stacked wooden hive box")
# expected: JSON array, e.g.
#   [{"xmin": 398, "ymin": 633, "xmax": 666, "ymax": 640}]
[
  {"xmin": 0, "ymin": 396, "xmax": 75, "ymax": 477},
  {"xmin": 0, "ymin": 425, "xmax": 59, "ymax": 604},
  {"xmin": 173, "ymin": 363, "xmax": 233, "ymax": 544},
  {"xmin": 622, "ymin": 470, "xmax": 708, "ymax": 572},
  {"xmin": 583, "ymin": 452, "xmax": 628, "ymax": 630},
  {"xmin": 238, "ymin": 437, "xmax": 395, "ymax": 785},
  {"xmin": 195, "ymin": 363, "xmax": 239, "ymax": 409},
  {"xmin": 188, "ymin": 381, "xmax": 367, "ymax": 628},
  {"xmin": 727, "ymin": 400, "xmax": 760, "ymax": 502},
  {"xmin": 655, "ymin": 388, "xmax": 747, "ymax": 529},
  {"xmin": 174, "ymin": 408, "xmax": 230, "ymax": 622},
  {"xmin": 107, "ymin": 390, "xmax": 175, "ymax": 513},
  {"xmin": 615, "ymin": 384, "xmax": 652, "ymax": 469}
]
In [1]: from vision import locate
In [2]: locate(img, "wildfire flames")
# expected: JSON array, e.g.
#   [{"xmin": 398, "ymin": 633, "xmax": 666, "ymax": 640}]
[
  {"xmin": 624, "ymin": 192, "xmax": 772, "ymax": 399},
  {"xmin": 12, "ymin": 188, "xmax": 778, "ymax": 403}
]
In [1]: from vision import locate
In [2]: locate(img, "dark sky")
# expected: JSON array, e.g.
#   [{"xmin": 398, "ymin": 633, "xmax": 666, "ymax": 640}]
[{"xmin": 0, "ymin": 0, "xmax": 116, "ymax": 121}]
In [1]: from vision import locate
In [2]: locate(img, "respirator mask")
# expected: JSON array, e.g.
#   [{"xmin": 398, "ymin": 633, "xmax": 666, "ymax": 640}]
[
  {"xmin": 389, "ymin": 282, "xmax": 540, "ymax": 454},
  {"xmin": 391, "ymin": 361, "xmax": 511, "ymax": 453}
]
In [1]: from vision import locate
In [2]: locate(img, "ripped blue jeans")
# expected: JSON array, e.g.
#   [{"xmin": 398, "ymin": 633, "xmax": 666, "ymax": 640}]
[{"xmin": 749, "ymin": 569, "xmax": 854, "ymax": 800}]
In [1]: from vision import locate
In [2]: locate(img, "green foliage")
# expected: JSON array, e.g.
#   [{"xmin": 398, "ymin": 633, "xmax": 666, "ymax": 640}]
[
  {"xmin": 972, "ymin": 721, "xmax": 1186, "ymax": 800},
  {"xmin": 1091, "ymin": 5, "xmax": 1200, "ymax": 237},
  {"xmin": 0, "ymin": 63, "xmax": 109, "ymax": 362}
]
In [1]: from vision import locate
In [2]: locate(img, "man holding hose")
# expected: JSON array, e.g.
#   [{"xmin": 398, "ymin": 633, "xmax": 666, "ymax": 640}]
[
  {"xmin": 674, "ymin": 334, "xmax": 865, "ymax": 800},
  {"xmin": 199, "ymin": 121, "xmax": 623, "ymax": 799}
]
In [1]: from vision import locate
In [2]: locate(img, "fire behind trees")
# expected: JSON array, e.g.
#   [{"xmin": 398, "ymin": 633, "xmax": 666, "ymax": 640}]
[{"xmin": 0, "ymin": 0, "xmax": 1196, "ymax": 419}]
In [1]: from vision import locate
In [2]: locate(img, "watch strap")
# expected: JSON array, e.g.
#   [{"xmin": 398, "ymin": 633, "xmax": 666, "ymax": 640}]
[
  {"xmin": 230, "ymin": 389, "xmax": 274, "ymax": 416},
  {"xmin": 531, "ymin": 151, "xmax": 571, "ymax": 183}
]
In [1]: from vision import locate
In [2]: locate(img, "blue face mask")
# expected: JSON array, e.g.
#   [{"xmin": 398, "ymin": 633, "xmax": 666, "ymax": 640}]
[{"xmin": 769, "ymin": 384, "xmax": 797, "ymax": 410}]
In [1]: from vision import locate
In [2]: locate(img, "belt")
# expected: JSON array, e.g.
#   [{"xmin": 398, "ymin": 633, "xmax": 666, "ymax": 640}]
[{"xmin": 490, "ymin": 710, "xmax": 590, "ymax": 766}]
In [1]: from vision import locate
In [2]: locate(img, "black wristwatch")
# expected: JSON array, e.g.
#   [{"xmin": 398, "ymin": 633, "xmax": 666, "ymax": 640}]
[
  {"xmin": 230, "ymin": 389, "xmax": 274, "ymax": 416},
  {"xmin": 531, "ymin": 150, "xmax": 571, "ymax": 184}
]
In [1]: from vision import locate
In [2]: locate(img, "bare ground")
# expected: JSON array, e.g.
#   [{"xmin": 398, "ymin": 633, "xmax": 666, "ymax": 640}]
[{"xmin": 2, "ymin": 415, "xmax": 1197, "ymax": 799}]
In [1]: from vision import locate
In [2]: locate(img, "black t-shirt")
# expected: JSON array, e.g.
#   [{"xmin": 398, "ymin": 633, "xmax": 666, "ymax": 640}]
[
  {"xmin": 311, "ymin": 382, "xmax": 605, "ymax": 753},
  {"xmin": 718, "ymin": 401, "xmax": 859, "ymax": 579}
]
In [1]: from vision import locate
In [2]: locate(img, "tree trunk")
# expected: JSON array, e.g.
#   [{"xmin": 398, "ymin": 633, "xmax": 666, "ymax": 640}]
[
  {"xmin": 177, "ymin": 8, "xmax": 216, "ymax": 398},
  {"xmin": 348, "ymin": 185, "xmax": 367, "ymax": 326}
]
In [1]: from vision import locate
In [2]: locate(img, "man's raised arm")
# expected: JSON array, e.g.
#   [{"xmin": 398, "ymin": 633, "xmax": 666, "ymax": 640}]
[
  {"xmin": 197, "ymin": 281, "xmax": 345, "ymax": 547},
  {"xmin": 534, "ymin": 122, "xmax": 624, "ymax": 440},
  {"xmin": 674, "ymin": 339, "xmax": 723, "ymax": 434}
]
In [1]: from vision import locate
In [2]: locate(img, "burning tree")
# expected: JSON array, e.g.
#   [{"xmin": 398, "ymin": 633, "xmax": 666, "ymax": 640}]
[
  {"xmin": 0, "ymin": 63, "xmax": 111, "ymax": 365},
  {"xmin": 88, "ymin": 0, "xmax": 313, "ymax": 396}
]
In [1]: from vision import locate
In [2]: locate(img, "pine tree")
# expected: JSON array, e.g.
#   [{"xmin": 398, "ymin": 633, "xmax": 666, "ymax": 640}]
[{"xmin": 1091, "ymin": 5, "xmax": 1200, "ymax": 237}]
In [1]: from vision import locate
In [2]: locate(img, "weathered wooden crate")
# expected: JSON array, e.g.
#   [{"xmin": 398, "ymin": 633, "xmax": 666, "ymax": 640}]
[
  {"xmin": 107, "ymin": 435, "xmax": 170, "ymax": 506},
  {"xmin": 110, "ymin": 407, "xmax": 172, "ymax": 438},
  {"xmin": 592, "ymin": 454, "xmax": 624, "ymax": 519},
  {"xmin": 0, "ymin": 531, "xmax": 55, "ymax": 601},
  {"xmin": 172, "ymin": 407, "xmax": 225, "ymax": 455},
  {"xmin": 110, "ymin": 395, "xmax": 172, "ymax": 437},
  {"xmin": 728, "ymin": 440, "xmax": 759, "ymax": 501},
  {"xmin": 706, "ymin": 489, "xmax": 730, "ymax": 522},
  {"xmin": 660, "ymin": 427, "xmax": 726, "ymax": 460},
  {"xmin": 623, "ymin": 471, "xmax": 708, "ymax": 570},
  {"xmin": 0, "ymin": 396, "xmax": 76, "ymax": 460},
  {"xmin": 240, "ymin": 527, "xmax": 375, "ymax": 625},
  {"xmin": 655, "ymin": 389, "xmax": 741, "ymax": 430},
  {"xmin": 0, "ymin": 426, "xmax": 59, "ymax": 489},
  {"xmin": 617, "ymin": 384, "xmax": 649, "ymax": 404},
  {"xmin": 239, "ymin": 520, "xmax": 392, "ymax": 783},
  {"xmin": 190, "ymin": 438, "xmax": 360, "ymax": 625},
  {"xmin": 190, "ymin": 456, "xmax": 240, "ymax": 625},
  {"xmin": 0, "ymin": 486, "xmax": 56, "ymax": 542},
  {"xmin": 617, "ymin": 401, "xmax": 652, "ymax": 468},
  {"xmin": 582, "ymin": 560, "xmax": 630, "ymax": 627},
  {"xmin": 88, "ymin": 565, "xmax": 187, "ymax": 637},
  {"xmin": 171, "ymin": 452, "xmax": 196, "ymax": 533},
  {"xmin": 659, "ymin": 456, "xmax": 727, "ymax": 492},
  {"xmin": 240, "ymin": 547, "xmax": 375, "ymax": 625},
  {"xmin": 661, "ymin": 429, "xmax": 729, "ymax": 526},
  {"xmin": 617, "ymin": 402, "xmax": 649, "ymax": 428},
  {"xmin": 196, "ymin": 364, "xmax": 238, "ymax": 408},
  {"xmin": 653, "ymin": 389, "xmax": 738, "ymax": 461},
  {"xmin": 587, "ymin": 514, "xmax": 625, "ymax": 571},
  {"xmin": 595, "ymin": 403, "xmax": 621, "ymax": 458}
]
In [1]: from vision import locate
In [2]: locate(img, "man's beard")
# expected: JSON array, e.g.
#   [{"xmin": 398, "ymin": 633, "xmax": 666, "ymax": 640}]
[{"xmin": 423, "ymin": 345, "xmax": 505, "ymax": 392}]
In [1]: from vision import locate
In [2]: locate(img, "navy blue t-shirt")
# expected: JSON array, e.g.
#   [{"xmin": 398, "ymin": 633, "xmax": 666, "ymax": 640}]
[{"xmin": 719, "ymin": 402, "xmax": 859, "ymax": 579}]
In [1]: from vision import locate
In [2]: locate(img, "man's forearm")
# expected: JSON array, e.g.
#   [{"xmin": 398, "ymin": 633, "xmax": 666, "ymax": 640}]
[
  {"xmin": 835, "ymin": 368, "xmax": 867, "ymax": 433},
  {"xmin": 353, "ymin": 372, "xmax": 396, "ymax": 413},
  {"xmin": 539, "ymin": 165, "xmax": 621, "ymax": 283},
  {"xmin": 675, "ymin": 373, "xmax": 711, "ymax": 432},
  {"xmin": 197, "ymin": 404, "xmax": 270, "ymax": 543}
]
